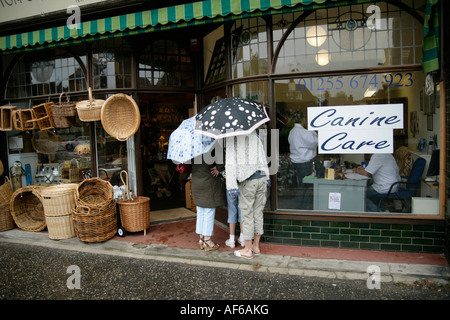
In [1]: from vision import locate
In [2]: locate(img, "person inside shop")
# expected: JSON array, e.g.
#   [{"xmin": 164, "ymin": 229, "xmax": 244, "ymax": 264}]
[
  {"xmin": 353, "ymin": 153, "xmax": 401, "ymax": 212},
  {"xmin": 225, "ymin": 132, "xmax": 270, "ymax": 259},
  {"xmin": 288, "ymin": 113, "xmax": 318, "ymax": 210},
  {"xmin": 191, "ymin": 155, "xmax": 226, "ymax": 251}
]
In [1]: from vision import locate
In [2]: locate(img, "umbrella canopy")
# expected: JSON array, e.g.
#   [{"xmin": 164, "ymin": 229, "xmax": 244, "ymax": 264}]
[
  {"xmin": 194, "ymin": 97, "xmax": 270, "ymax": 139},
  {"xmin": 167, "ymin": 116, "xmax": 216, "ymax": 164}
]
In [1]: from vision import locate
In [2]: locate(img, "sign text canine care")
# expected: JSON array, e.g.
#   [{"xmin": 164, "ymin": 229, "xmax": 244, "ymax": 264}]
[{"xmin": 308, "ymin": 104, "xmax": 404, "ymax": 154}]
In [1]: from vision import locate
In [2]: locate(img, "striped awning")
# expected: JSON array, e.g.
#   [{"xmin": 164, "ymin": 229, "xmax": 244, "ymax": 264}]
[
  {"xmin": 0, "ymin": 0, "xmax": 349, "ymax": 54},
  {"xmin": 421, "ymin": 0, "xmax": 440, "ymax": 74}
]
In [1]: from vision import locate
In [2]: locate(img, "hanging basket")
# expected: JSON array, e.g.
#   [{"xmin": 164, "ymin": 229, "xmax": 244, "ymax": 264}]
[
  {"xmin": 30, "ymin": 102, "xmax": 55, "ymax": 130},
  {"xmin": 12, "ymin": 109, "xmax": 38, "ymax": 131},
  {"xmin": 76, "ymin": 177, "xmax": 113, "ymax": 208},
  {"xmin": 32, "ymin": 130, "xmax": 60, "ymax": 154},
  {"xmin": 101, "ymin": 94, "xmax": 141, "ymax": 141},
  {"xmin": 53, "ymin": 92, "xmax": 77, "ymax": 128},
  {"xmin": 117, "ymin": 171, "xmax": 150, "ymax": 233},
  {"xmin": 76, "ymin": 88, "xmax": 105, "ymax": 122},
  {"xmin": 0, "ymin": 105, "xmax": 17, "ymax": 131},
  {"xmin": 0, "ymin": 177, "xmax": 14, "ymax": 231},
  {"xmin": 72, "ymin": 202, "xmax": 117, "ymax": 243},
  {"xmin": 10, "ymin": 186, "xmax": 46, "ymax": 232}
]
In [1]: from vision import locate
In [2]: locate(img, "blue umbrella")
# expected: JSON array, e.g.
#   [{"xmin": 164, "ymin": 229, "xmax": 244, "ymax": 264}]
[{"xmin": 167, "ymin": 116, "xmax": 216, "ymax": 164}]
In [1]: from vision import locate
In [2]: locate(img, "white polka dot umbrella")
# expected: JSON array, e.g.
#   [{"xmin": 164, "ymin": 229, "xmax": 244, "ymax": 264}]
[
  {"xmin": 167, "ymin": 116, "xmax": 216, "ymax": 164},
  {"xmin": 194, "ymin": 97, "xmax": 270, "ymax": 139}
]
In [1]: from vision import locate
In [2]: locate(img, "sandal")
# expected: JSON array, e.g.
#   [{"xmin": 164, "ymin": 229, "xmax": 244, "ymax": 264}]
[
  {"xmin": 202, "ymin": 238, "xmax": 220, "ymax": 251},
  {"xmin": 234, "ymin": 250, "xmax": 253, "ymax": 260}
]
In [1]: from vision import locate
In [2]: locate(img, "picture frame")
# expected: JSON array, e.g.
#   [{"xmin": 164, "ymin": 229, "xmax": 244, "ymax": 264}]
[{"xmin": 427, "ymin": 114, "xmax": 433, "ymax": 131}]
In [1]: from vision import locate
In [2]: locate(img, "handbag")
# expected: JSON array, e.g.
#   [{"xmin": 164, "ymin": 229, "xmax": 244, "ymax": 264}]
[{"xmin": 176, "ymin": 163, "xmax": 192, "ymax": 174}]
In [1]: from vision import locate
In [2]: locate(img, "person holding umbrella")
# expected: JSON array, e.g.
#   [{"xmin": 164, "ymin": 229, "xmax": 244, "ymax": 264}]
[
  {"xmin": 225, "ymin": 132, "xmax": 269, "ymax": 259},
  {"xmin": 191, "ymin": 154, "xmax": 226, "ymax": 251}
]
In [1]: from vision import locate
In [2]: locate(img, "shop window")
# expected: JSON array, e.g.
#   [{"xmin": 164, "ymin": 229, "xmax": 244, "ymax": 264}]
[
  {"xmin": 231, "ymin": 17, "xmax": 268, "ymax": 78},
  {"xmin": 274, "ymin": 2, "xmax": 425, "ymax": 74},
  {"xmin": 138, "ymin": 39, "xmax": 194, "ymax": 88},
  {"xmin": 95, "ymin": 122, "xmax": 128, "ymax": 185},
  {"xmin": 5, "ymin": 49, "xmax": 87, "ymax": 99},
  {"xmin": 92, "ymin": 38, "xmax": 132, "ymax": 89},
  {"xmin": 205, "ymin": 37, "xmax": 226, "ymax": 85},
  {"xmin": 5, "ymin": 101, "xmax": 92, "ymax": 188},
  {"xmin": 275, "ymin": 70, "xmax": 441, "ymax": 215}
]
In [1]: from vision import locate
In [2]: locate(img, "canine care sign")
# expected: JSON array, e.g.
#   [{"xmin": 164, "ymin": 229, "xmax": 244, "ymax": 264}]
[{"xmin": 308, "ymin": 104, "xmax": 404, "ymax": 154}]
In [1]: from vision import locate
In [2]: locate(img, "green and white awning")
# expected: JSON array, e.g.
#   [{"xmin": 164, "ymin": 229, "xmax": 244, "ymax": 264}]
[{"xmin": 0, "ymin": 0, "xmax": 353, "ymax": 53}]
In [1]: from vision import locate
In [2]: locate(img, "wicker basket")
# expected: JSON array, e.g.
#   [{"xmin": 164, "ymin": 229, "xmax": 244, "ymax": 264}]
[
  {"xmin": 13, "ymin": 109, "xmax": 38, "ymax": 131},
  {"xmin": 72, "ymin": 202, "xmax": 117, "ymax": 242},
  {"xmin": 0, "ymin": 177, "xmax": 14, "ymax": 231},
  {"xmin": 32, "ymin": 130, "xmax": 60, "ymax": 154},
  {"xmin": 10, "ymin": 186, "xmax": 46, "ymax": 232},
  {"xmin": 53, "ymin": 92, "xmax": 77, "ymax": 128},
  {"xmin": 31, "ymin": 102, "xmax": 55, "ymax": 130},
  {"xmin": 76, "ymin": 88, "xmax": 105, "ymax": 122},
  {"xmin": 101, "ymin": 94, "xmax": 141, "ymax": 141},
  {"xmin": 117, "ymin": 171, "xmax": 150, "ymax": 234},
  {"xmin": 0, "ymin": 106, "xmax": 17, "ymax": 131},
  {"xmin": 61, "ymin": 160, "xmax": 82, "ymax": 183},
  {"xmin": 41, "ymin": 184, "xmax": 78, "ymax": 216},
  {"xmin": 118, "ymin": 197, "xmax": 150, "ymax": 233},
  {"xmin": 76, "ymin": 177, "xmax": 113, "ymax": 208},
  {"xmin": 41, "ymin": 184, "xmax": 77, "ymax": 239}
]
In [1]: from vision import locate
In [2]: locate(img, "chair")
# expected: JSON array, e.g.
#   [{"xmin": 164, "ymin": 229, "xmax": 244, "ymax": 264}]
[{"xmin": 376, "ymin": 157, "xmax": 426, "ymax": 212}]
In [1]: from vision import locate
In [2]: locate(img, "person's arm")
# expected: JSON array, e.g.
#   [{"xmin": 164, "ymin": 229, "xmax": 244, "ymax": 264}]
[{"xmin": 354, "ymin": 166, "xmax": 370, "ymax": 177}]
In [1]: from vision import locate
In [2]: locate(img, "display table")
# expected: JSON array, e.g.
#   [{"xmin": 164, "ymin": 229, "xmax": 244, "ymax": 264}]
[{"xmin": 303, "ymin": 177, "xmax": 369, "ymax": 212}]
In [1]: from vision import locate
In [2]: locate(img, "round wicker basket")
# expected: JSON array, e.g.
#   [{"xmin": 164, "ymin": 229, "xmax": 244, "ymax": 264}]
[
  {"xmin": 0, "ymin": 177, "xmax": 14, "ymax": 232},
  {"xmin": 76, "ymin": 88, "xmax": 105, "ymax": 122},
  {"xmin": 72, "ymin": 202, "xmax": 117, "ymax": 243},
  {"xmin": 10, "ymin": 186, "xmax": 46, "ymax": 232},
  {"xmin": 76, "ymin": 177, "xmax": 113, "ymax": 208},
  {"xmin": 101, "ymin": 94, "xmax": 140, "ymax": 141},
  {"xmin": 32, "ymin": 130, "xmax": 60, "ymax": 154}
]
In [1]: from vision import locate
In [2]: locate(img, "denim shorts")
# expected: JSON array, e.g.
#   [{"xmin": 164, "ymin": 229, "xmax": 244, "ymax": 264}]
[{"xmin": 226, "ymin": 191, "xmax": 241, "ymax": 224}]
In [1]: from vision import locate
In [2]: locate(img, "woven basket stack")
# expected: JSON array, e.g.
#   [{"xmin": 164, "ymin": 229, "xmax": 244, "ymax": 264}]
[
  {"xmin": 0, "ymin": 177, "xmax": 15, "ymax": 232},
  {"xmin": 72, "ymin": 178, "xmax": 117, "ymax": 243},
  {"xmin": 41, "ymin": 184, "xmax": 77, "ymax": 239}
]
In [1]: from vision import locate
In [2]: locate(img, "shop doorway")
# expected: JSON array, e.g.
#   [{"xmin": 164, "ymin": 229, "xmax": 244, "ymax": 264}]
[{"xmin": 138, "ymin": 93, "xmax": 195, "ymax": 211}]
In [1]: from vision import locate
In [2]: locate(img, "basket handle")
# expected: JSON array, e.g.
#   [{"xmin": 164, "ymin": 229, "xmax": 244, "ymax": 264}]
[
  {"xmin": 120, "ymin": 170, "xmax": 129, "ymax": 200},
  {"xmin": 88, "ymin": 87, "xmax": 93, "ymax": 109},
  {"xmin": 59, "ymin": 92, "xmax": 69, "ymax": 104}
]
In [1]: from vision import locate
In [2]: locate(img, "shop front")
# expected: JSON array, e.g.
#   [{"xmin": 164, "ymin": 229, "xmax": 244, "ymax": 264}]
[{"xmin": 0, "ymin": 0, "xmax": 447, "ymax": 255}]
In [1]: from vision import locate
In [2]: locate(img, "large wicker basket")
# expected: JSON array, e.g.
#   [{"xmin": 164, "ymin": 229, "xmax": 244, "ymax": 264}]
[
  {"xmin": 76, "ymin": 88, "xmax": 105, "ymax": 122},
  {"xmin": 76, "ymin": 177, "xmax": 113, "ymax": 208},
  {"xmin": 118, "ymin": 197, "xmax": 150, "ymax": 233},
  {"xmin": 53, "ymin": 92, "xmax": 77, "ymax": 128},
  {"xmin": 101, "ymin": 94, "xmax": 141, "ymax": 141},
  {"xmin": 10, "ymin": 186, "xmax": 46, "ymax": 232},
  {"xmin": 0, "ymin": 177, "xmax": 14, "ymax": 231},
  {"xmin": 0, "ymin": 105, "xmax": 17, "ymax": 131},
  {"xmin": 72, "ymin": 202, "xmax": 117, "ymax": 242}
]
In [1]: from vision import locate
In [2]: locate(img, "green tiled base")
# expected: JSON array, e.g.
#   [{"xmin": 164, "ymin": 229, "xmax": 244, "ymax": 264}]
[{"xmin": 262, "ymin": 218, "xmax": 445, "ymax": 253}]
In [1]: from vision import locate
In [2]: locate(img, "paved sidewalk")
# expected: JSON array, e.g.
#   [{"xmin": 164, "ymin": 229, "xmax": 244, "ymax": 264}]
[{"xmin": 1, "ymin": 225, "xmax": 449, "ymax": 286}]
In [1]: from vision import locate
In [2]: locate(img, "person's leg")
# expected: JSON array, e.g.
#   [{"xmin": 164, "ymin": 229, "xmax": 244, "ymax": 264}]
[
  {"xmin": 293, "ymin": 162, "xmax": 313, "ymax": 209},
  {"xmin": 237, "ymin": 180, "xmax": 256, "ymax": 257},
  {"xmin": 202, "ymin": 207, "xmax": 219, "ymax": 250},
  {"xmin": 226, "ymin": 191, "xmax": 238, "ymax": 247},
  {"xmin": 252, "ymin": 177, "xmax": 267, "ymax": 254},
  {"xmin": 196, "ymin": 206, "xmax": 205, "ymax": 249}
]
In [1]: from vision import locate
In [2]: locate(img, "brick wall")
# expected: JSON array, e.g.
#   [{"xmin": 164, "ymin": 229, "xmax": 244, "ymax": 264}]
[{"xmin": 263, "ymin": 218, "xmax": 445, "ymax": 253}]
